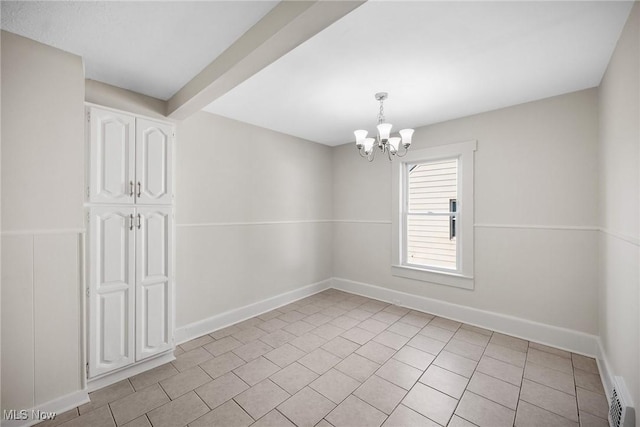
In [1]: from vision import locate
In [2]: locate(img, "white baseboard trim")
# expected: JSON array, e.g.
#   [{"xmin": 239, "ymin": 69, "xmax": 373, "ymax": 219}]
[
  {"xmin": 87, "ymin": 351, "xmax": 175, "ymax": 392},
  {"xmin": 596, "ymin": 338, "xmax": 615, "ymax": 403},
  {"xmin": 1, "ymin": 389, "xmax": 89, "ymax": 427},
  {"xmin": 332, "ymin": 277, "xmax": 599, "ymax": 357},
  {"xmin": 175, "ymin": 279, "xmax": 332, "ymax": 345}
]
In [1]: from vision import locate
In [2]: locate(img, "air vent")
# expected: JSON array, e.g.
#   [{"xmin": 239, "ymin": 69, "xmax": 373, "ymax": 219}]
[{"xmin": 609, "ymin": 376, "xmax": 635, "ymax": 427}]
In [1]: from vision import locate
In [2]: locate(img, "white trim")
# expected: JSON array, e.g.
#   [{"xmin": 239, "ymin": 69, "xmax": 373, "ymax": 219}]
[
  {"xmin": 176, "ymin": 220, "xmax": 334, "ymax": 228},
  {"xmin": 331, "ymin": 277, "xmax": 599, "ymax": 356},
  {"xmin": 87, "ymin": 351, "xmax": 175, "ymax": 392},
  {"xmin": 391, "ymin": 265, "xmax": 474, "ymax": 289},
  {"xmin": 599, "ymin": 227, "xmax": 640, "ymax": 246},
  {"xmin": 1, "ymin": 229, "xmax": 85, "ymax": 236},
  {"xmin": 596, "ymin": 338, "xmax": 614, "ymax": 403},
  {"xmin": 331, "ymin": 220, "xmax": 392, "ymax": 224},
  {"xmin": 0, "ymin": 389, "xmax": 89, "ymax": 427},
  {"xmin": 475, "ymin": 223, "xmax": 599, "ymax": 232},
  {"xmin": 85, "ymin": 101, "xmax": 174, "ymax": 125},
  {"xmin": 175, "ymin": 279, "xmax": 332, "ymax": 344}
]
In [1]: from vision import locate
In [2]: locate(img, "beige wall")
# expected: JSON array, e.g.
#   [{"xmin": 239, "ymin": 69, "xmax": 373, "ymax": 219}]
[
  {"xmin": 1, "ymin": 31, "xmax": 84, "ymax": 410},
  {"xmin": 333, "ymin": 89, "xmax": 599, "ymax": 334},
  {"xmin": 175, "ymin": 112, "xmax": 333, "ymax": 327},
  {"xmin": 598, "ymin": 3, "xmax": 639, "ymax": 406}
]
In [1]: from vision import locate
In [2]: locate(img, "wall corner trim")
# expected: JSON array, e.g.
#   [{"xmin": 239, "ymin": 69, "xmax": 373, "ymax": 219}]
[
  {"xmin": 0, "ymin": 389, "xmax": 89, "ymax": 427},
  {"xmin": 331, "ymin": 277, "xmax": 600, "ymax": 357}
]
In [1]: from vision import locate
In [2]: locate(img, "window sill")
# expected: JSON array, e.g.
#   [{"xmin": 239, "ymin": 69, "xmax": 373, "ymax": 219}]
[{"xmin": 391, "ymin": 265, "xmax": 474, "ymax": 290}]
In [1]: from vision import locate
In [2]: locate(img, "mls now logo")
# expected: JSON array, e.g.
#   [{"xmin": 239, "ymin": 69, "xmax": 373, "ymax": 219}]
[{"xmin": 3, "ymin": 410, "xmax": 56, "ymax": 421}]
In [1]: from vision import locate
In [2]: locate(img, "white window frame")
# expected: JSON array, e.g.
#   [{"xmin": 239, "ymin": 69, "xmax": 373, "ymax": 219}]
[{"xmin": 391, "ymin": 140, "xmax": 477, "ymax": 290}]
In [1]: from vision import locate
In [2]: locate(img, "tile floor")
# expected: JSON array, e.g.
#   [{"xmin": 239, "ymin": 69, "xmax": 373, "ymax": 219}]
[{"xmin": 43, "ymin": 289, "xmax": 610, "ymax": 427}]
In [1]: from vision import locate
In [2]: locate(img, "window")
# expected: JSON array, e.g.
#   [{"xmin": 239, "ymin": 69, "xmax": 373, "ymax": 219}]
[{"xmin": 391, "ymin": 140, "xmax": 476, "ymax": 289}]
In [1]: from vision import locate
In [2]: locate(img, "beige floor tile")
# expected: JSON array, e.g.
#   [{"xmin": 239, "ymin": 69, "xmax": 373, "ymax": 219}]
[
  {"xmin": 233, "ymin": 340, "xmax": 274, "ymax": 362},
  {"xmin": 312, "ymin": 324, "xmax": 344, "ymax": 341},
  {"xmin": 578, "ymin": 411, "xmax": 609, "ymax": 427},
  {"xmin": 203, "ymin": 336, "xmax": 243, "ymax": 357},
  {"xmin": 195, "ymin": 372, "xmax": 248, "ymax": 409},
  {"xmin": 190, "ymin": 399, "xmax": 253, "ymax": 427},
  {"xmin": 290, "ymin": 333, "xmax": 327, "ymax": 353},
  {"xmin": 235, "ymin": 317, "xmax": 265, "ymax": 330},
  {"xmin": 233, "ymin": 356, "xmax": 280, "ymax": 386},
  {"xmin": 58, "ymin": 405, "xmax": 114, "ymax": 427},
  {"xmin": 524, "ymin": 361, "xmax": 575, "ymax": 395},
  {"xmin": 393, "ymin": 346, "xmax": 436, "ymax": 370},
  {"xmin": 199, "ymin": 351, "xmax": 245, "ymax": 379},
  {"xmin": 476, "ymin": 355, "xmax": 523, "ymax": 386},
  {"xmin": 278, "ymin": 310, "xmax": 307, "ymax": 323},
  {"xmin": 402, "ymin": 383, "xmax": 458, "ymax": 425},
  {"xmin": 490, "ymin": 333, "xmax": 529, "ymax": 353},
  {"xmin": 258, "ymin": 309, "xmax": 284, "ymax": 321},
  {"xmin": 467, "ymin": 372, "xmax": 520, "ymax": 410},
  {"xmin": 278, "ymin": 387, "xmax": 336, "ymax": 427},
  {"xmin": 299, "ymin": 348, "xmax": 342, "ymax": 374},
  {"xmin": 298, "ymin": 304, "xmax": 324, "ymax": 315},
  {"xmin": 383, "ymin": 305, "xmax": 411, "ymax": 316},
  {"xmin": 234, "ymin": 379, "xmax": 290, "ymax": 419},
  {"xmin": 270, "ymin": 362, "xmax": 319, "ymax": 394},
  {"xmin": 110, "ymin": 383, "xmax": 169, "ymax": 425},
  {"xmin": 316, "ymin": 419, "xmax": 334, "ymax": 427},
  {"xmin": 251, "ymin": 410, "xmax": 296, "ymax": 427},
  {"xmin": 433, "ymin": 351, "xmax": 478, "ymax": 378},
  {"xmin": 180, "ymin": 335, "xmax": 214, "ymax": 353},
  {"xmin": 484, "ymin": 343, "xmax": 526, "ymax": 368},
  {"xmin": 354, "ymin": 375, "xmax": 407, "ymax": 415},
  {"xmin": 326, "ymin": 395, "xmax": 387, "ymax": 427},
  {"xmin": 358, "ymin": 318, "xmax": 389, "ymax": 334},
  {"xmin": 520, "ymin": 379, "xmax": 578, "ymax": 421},
  {"xmin": 264, "ymin": 343, "xmax": 306, "ymax": 368},
  {"xmin": 210, "ymin": 324, "xmax": 242, "ymax": 340},
  {"xmin": 455, "ymin": 391, "xmax": 515, "ymax": 427},
  {"xmin": 387, "ymin": 322, "xmax": 421, "ymax": 338},
  {"xmin": 258, "ymin": 318, "xmax": 289, "ymax": 332},
  {"xmin": 382, "ymin": 404, "xmax": 439, "ymax": 427},
  {"xmin": 121, "ymin": 415, "xmax": 151, "ymax": 427},
  {"xmin": 572, "ymin": 354, "xmax": 599, "ymax": 374},
  {"xmin": 428, "ymin": 317, "xmax": 461, "ymax": 331},
  {"xmin": 373, "ymin": 331, "xmax": 410, "ymax": 350},
  {"xmin": 130, "ymin": 363, "xmax": 177, "ymax": 391},
  {"xmin": 574, "ymin": 369, "xmax": 605, "ymax": 395},
  {"xmin": 341, "ymin": 327, "xmax": 376, "ymax": 345},
  {"xmin": 454, "ymin": 329, "xmax": 491, "ymax": 347},
  {"xmin": 407, "ymin": 334, "xmax": 447, "ymax": 355},
  {"xmin": 320, "ymin": 306, "xmax": 348, "ymax": 319},
  {"xmin": 576, "ymin": 387, "xmax": 608, "ymax": 419},
  {"xmin": 38, "ymin": 408, "xmax": 79, "ymax": 427},
  {"xmin": 146, "ymin": 391, "xmax": 208, "ymax": 427},
  {"xmin": 305, "ymin": 313, "xmax": 333, "ymax": 327},
  {"xmin": 159, "ymin": 365, "xmax": 211, "ymax": 399},
  {"xmin": 527, "ymin": 348, "xmax": 573, "ymax": 374},
  {"xmin": 375, "ymin": 358, "xmax": 422, "ymax": 390},
  {"xmin": 80, "ymin": 379, "xmax": 135, "ymax": 414},
  {"xmin": 283, "ymin": 320, "xmax": 316, "ymax": 337},
  {"xmin": 330, "ymin": 315, "xmax": 361, "ymax": 330},
  {"xmin": 322, "ymin": 336, "xmax": 360, "ymax": 359},
  {"xmin": 419, "ymin": 324, "xmax": 456, "ymax": 343},
  {"xmin": 310, "ymin": 368, "xmax": 361, "ymax": 404},
  {"xmin": 371, "ymin": 311, "xmax": 402, "ymax": 325},
  {"xmin": 460, "ymin": 324, "xmax": 493, "ymax": 337},
  {"xmin": 345, "ymin": 308, "xmax": 374, "ymax": 321},
  {"xmin": 361, "ymin": 300, "xmax": 389, "ymax": 313},
  {"xmin": 419, "ymin": 365, "xmax": 469, "ymax": 399},
  {"xmin": 174, "ymin": 346, "xmax": 185, "ymax": 357},
  {"xmin": 529, "ymin": 341, "xmax": 571, "ymax": 359},
  {"xmin": 514, "ymin": 400, "xmax": 578, "ymax": 427},
  {"xmin": 232, "ymin": 326, "xmax": 267, "ymax": 344},
  {"xmin": 400, "ymin": 313, "xmax": 432, "ymax": 328},
  {"xmin": 444, "ymin": 339, "xmax": 485, "ymax": 361},
  {"xmin": 259, "ymin": 329, "xmax": 296, "ymax": 348},
  {"xmin": 356, "ymin": 341, "xmax": 396, "ymax": 364},
  {"xmin": 335, "ymin": 353, "xmax": 380, "ymax": 382},
  {"xmin": 448, "ymin": 415, "xmax": 478, "ymax": 426}
]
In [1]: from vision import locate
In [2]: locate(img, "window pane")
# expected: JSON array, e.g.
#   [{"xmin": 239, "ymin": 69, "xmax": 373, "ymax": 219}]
[
  {"xmin": 408, "ymin": 159, "xmax": 458, "ymax": 213},
  {"xmin": 406, "ymin": 214, "xmax": 457, "ymax": 270}
]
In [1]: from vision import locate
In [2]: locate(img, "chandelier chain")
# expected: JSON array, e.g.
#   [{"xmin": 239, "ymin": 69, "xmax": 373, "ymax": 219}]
[{"xmin": 378, "ymin": 99, "xmax": 385, "ymax": 124}]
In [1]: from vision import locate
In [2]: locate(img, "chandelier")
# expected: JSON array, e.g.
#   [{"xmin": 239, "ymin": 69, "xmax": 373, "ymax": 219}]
[{"xmin": 354, "ymin": 92, "xmax": 414, "ymax": 161}]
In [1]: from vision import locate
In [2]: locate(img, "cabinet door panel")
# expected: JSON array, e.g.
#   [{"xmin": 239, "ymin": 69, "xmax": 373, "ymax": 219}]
[
  {"xmin": 136, "ymin": 119, "xmax": 173, "ymax": 205},
  {"xmin": 136, "ymin": 207, "xmax": 173, "ymax": 360},
  {"xmin": 89, "ymin": 107, "xmax": 135, "ymax": 204},
  {"xmin": 89, "ymin": 207, "xmax": 136, "ymax": 377}
]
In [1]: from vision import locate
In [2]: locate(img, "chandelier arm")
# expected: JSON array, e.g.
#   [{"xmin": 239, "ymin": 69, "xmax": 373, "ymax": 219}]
[
  {"xmin": 367, "ymin": 147, "xmax": 376, "ymax": 162},
  {"xmin": 395, "ymin": 145, "xmax": 410, "ymax": 157}
]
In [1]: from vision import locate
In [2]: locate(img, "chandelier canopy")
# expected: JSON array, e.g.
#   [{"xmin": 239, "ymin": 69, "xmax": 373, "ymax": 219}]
[{"xmin": 354, "ymin": 92, "xmax": 414, "ymax": 161}]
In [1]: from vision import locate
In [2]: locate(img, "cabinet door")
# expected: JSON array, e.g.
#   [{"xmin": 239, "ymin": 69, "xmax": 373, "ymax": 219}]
[
  {"xmin": 135, "ymin": 118, "xmax": 173, "ymax": 205},
  {"xmin": 89, "ymin": 107, "xmax": 135, "ymax": 204},
  {"xmin": 135, "ymin": 207, "xmax": 173, "ymax": 360},
  {"xmin": 88, "ymin": 207, "xmax": 136, "ymax": 377}
]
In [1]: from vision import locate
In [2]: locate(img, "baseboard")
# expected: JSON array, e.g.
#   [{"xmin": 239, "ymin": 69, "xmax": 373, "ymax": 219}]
[
  {"xmin": 596, "ymin": 338, "xmax": 614, "ymax": 402},
  {"xmin": 331, "ymin": 277, "xmax": 599, "ymax": 357},
  {"xmin": 1, "ymin": 389, "xmax": 89, "ymax": 427},
  {"xmin": 87, "ymin": 351, "xmax": 175, "ymax": 392},
  {"xmin": 175, "ymin": 279, "xmax": 332, "ymax": 345}
]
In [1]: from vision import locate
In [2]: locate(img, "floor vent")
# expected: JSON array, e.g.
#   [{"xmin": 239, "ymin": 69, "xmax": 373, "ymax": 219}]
[{"xmin": 609, "ymin": 376, "xmax": 635, "ymax": 427}]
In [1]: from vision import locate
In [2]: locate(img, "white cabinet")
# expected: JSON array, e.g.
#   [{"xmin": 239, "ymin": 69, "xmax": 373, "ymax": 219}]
[
  {"xmin": 88, "ymin": 107, "xmax": 173, "ymax": 205},
  {"xmin": 86, "ymin": 105, "xmax": 175, "ymax": 380}
]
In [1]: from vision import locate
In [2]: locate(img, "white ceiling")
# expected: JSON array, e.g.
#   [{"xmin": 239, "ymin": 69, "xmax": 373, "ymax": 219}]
[
  {"xmin": 204, "ymin": 1, "xmax": 633, "ymax": 146},
  {"xmin": 1, "ymin": 1, "xmax": 633, "ymax": 146},
  {"xmin": 0, "ymin": 1, "xmax": 278, "ymax": 100}
]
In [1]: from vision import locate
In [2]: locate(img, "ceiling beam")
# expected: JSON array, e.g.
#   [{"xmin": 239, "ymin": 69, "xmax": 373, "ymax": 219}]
[{"xmin": 166, "ymin": 0, "xmax": 365, "ymax": 120}]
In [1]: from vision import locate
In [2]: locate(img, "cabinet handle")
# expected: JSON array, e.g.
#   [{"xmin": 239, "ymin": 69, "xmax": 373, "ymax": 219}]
[
  {"xmin": 129, "ymin": 214, "xmax": 134, "ymax": 231},
  {"xmin": 137, "ymin": 213, "xmax": 141, "ymax": 230},
  {"xmin": 129, "ymin": 181, "xmax": 134, "ymax": 197},
  {"xmin": 137, "ymin": 182, "xmax": 141, "ymax": 198}
]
